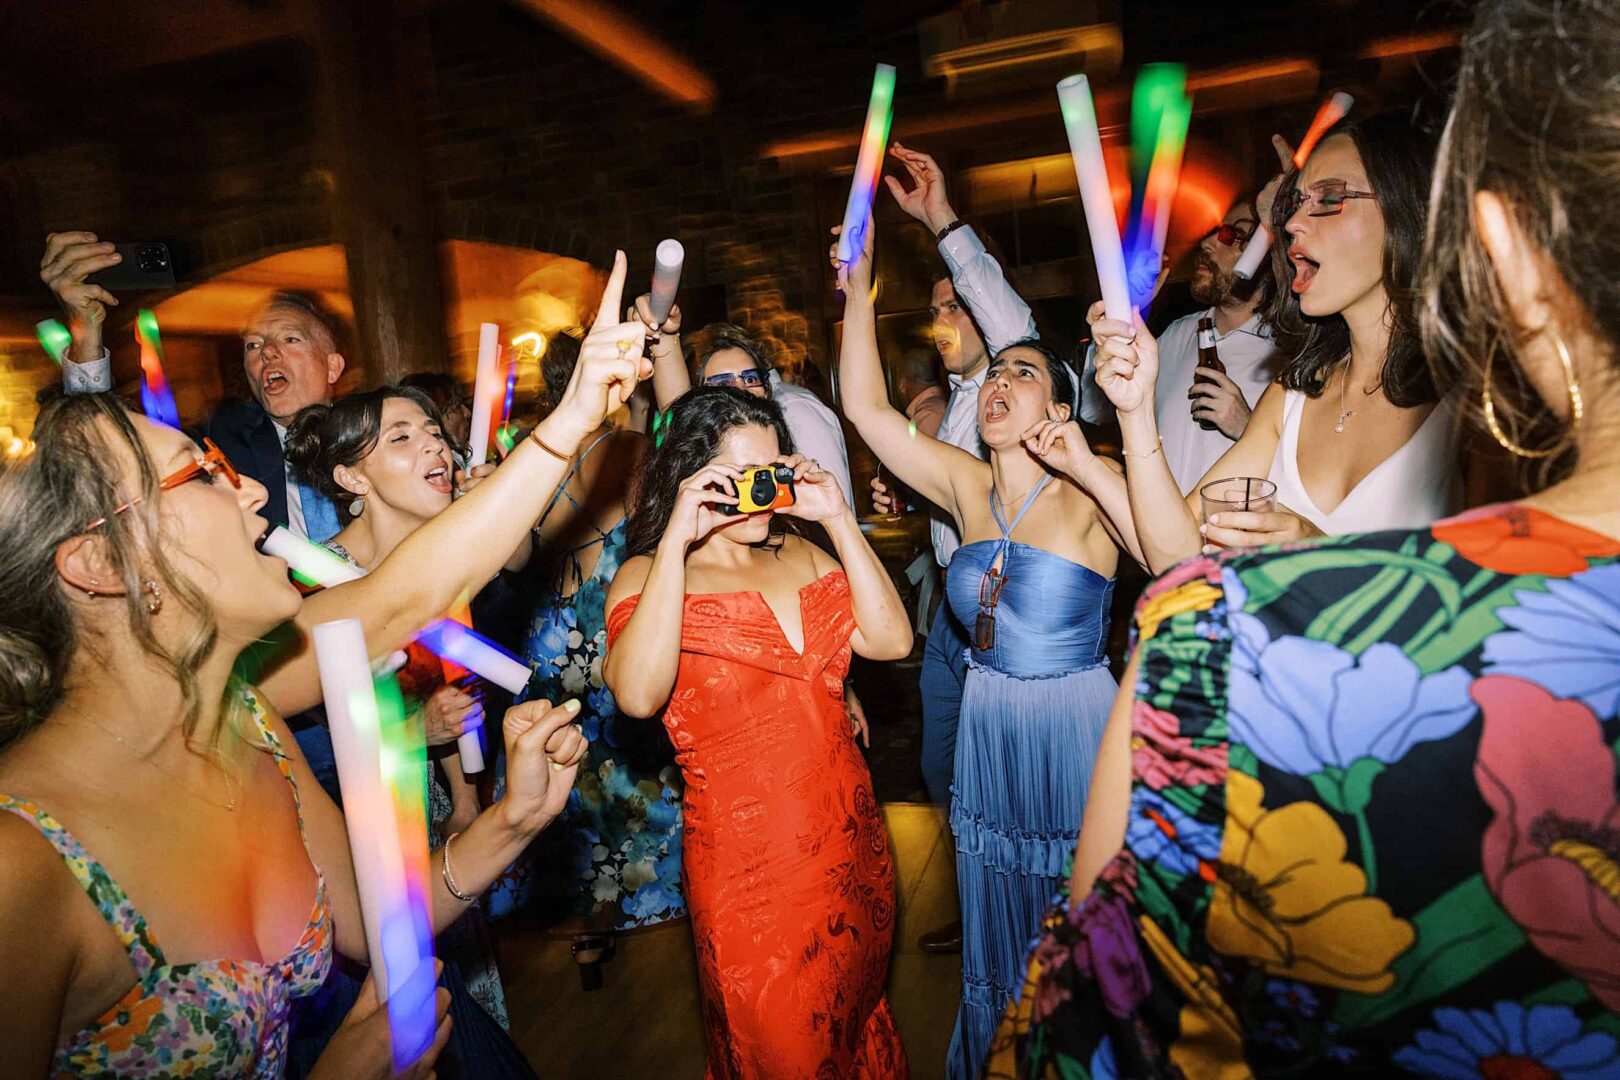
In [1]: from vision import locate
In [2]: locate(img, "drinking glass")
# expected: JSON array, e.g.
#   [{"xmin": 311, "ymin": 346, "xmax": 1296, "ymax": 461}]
[{"xmin": 1199, "ymin": 477, "xmax": 1277, "ymax": 522}]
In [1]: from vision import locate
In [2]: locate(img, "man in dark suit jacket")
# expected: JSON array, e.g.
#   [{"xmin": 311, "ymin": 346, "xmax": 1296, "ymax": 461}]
[{"xmin": 42, "ymin": 231, "xmax": 344, "ymax": 539}]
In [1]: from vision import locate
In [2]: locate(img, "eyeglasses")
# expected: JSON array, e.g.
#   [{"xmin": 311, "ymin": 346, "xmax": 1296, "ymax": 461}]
[
  {"xmin": 86, "ymin": 439, "xmax": 242, "ymax": 530},
  {"xmin": 1203, "ymin": 222, "xmax": 1256, "ymax": 248},
  {"xmin": 1278, "ymin": 179, "xmax": 1376, "ymax": 221},
  {"xmin": 703, "ymin": 368, "xmax": 765, "ymax": 390},
  {"xmin": 973, "ymin": 566, "xmax": 1006, "ymax": 651}
]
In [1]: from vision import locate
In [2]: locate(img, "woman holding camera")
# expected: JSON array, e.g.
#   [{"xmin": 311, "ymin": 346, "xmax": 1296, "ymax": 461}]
[{"xmin": 603, "ymin": 387, "xmax": 912, "ymax": 1079}]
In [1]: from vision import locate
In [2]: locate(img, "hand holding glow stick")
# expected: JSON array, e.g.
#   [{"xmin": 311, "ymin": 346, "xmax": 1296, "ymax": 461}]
[
  {"xmin": 1057, "ymin": 75, "xmax": 1131, "ymax": 322},
  {"xmin": 648, "ymin": 239, "xmax": 685, "ymax": 325},
  {"xmin": 1235, "ymin": 93, "xmax": 1354, "ymax": 280},
  {"xmin": 836, "ymin": 64, "xmax": 898, "ymax": 266},
  {"xmin": 437, "ymin": 593, "xmax": 487, "ymax": 774},
  {"xmin": 313, "ymin": 619, "xmax": 438, "ymax": 1072},
  {"xmin": 467, "ymin": 323, "xmax": 501, "ymax": 467}
]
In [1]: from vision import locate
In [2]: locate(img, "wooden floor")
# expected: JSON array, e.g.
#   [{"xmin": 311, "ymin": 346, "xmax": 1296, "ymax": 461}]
[{"xmin": 499, "ymin": 803, "xmax": 963, "ymax": 1079}]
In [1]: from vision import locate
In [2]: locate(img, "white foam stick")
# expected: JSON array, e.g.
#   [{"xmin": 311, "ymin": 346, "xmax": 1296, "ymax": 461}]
[
  {"xmin": 260, "ymin": 525, "xmax": 366, "ymax": 585},
  {"xmin": 1233, "ymin": 224, "xmax": 1272, "ymax": 281},
  {"xmin": 313, "ymin": 619, "xmax": 416, "ymax": 1000},
  {"xmin": 1058, "ymin": 75, "xmax": 1131, "ymax": 322},
  {"xmin": 648, "ymin": 239, "xmax": 684, "ymax": 324},
  {"xmin": 467, "ymin": 322, "xmax": 501, "ymax": 467},
  {"xmin": 415, "ymin": 619, "xmax": 531, "ymax": 694}
]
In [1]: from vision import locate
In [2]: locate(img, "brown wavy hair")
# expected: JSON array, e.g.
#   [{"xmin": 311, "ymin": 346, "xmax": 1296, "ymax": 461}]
[
  {"xmin": 1420, "ymin": 0, "xmax": 1620, "ymax": 487},
  {"xmin": 0, "ymin": 393, "xmax": 226, "ymax": 749}
]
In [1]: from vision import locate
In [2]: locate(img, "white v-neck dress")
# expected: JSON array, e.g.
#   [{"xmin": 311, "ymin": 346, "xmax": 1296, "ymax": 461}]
[{"xmin": 1268, "ymin": 390, "xmax": 1462, "ymax": 534}]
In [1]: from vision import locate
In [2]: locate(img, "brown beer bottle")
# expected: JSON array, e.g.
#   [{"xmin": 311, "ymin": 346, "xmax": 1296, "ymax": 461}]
[{"xmin": 1194, "ymin": 316, "xmax": 1226, "ymax": 431}]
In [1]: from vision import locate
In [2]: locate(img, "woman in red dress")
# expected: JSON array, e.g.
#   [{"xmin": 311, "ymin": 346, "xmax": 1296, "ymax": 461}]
[{"xmin": 604, "ymin": 386, "xmax": 913, "ymax": 1079}]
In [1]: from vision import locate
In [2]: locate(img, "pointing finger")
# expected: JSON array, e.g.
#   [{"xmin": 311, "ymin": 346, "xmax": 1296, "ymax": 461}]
[{"xmin": 591, "ymin": 250, "xmax": 628, "ymax": 334}]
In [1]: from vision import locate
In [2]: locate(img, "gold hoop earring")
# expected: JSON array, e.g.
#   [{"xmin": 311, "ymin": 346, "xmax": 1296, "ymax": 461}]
[
  {"xmin": 142, "ymin": 579, "xmax": 163, "ymax": 615},
  {"xmin": 1482, "ymin": 332, "xmax": 1584, "ymax": 459}
]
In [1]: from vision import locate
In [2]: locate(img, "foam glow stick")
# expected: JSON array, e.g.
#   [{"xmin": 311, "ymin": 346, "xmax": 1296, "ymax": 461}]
[
  {"xmin": 1128, "ymin": 91, "xmax": 1192, "ymax": 311},
  {"xmin": 1235, "ymin": 92, "xmax": 1355, "ymax": 280},
  {"xmin": 836, "ymin": 64, "xmax": 897, "ymax": 266},
  {"xmin": 135, "ymin": 309, "xmax": 180, "ymax": 429},
  {"xmin": 438, "ymin": 592, "xmax": 486, "ymax": 774},
  {"xmin": 261, "ymin": 525, "xmax": 366, "ymax": 587},
  {"xmin": 467, "ymin": 323, "xmax": 501, "ymax": 467},
  {"xmin": 648, "ymin": 239, "xmax": 685, "ymax": 324},
  {"xmin": 313, "ymin": 620, "xmax": 438, "ymax": 1072},
  {"xmin": 1127, "ymin": 64, "xmax": 1188, "ymax": 229},
  {"xmin": 1058, "ymin": 75, "xmax": 1131, "ymax": 322},
  {"xmin": 36, "ymin": 319, "xmax": 71, "ymax": 364}
]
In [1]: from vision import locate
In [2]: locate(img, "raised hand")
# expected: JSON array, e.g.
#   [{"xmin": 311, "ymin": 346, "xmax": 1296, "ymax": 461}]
[
  {"xmin": 422, "ymin": 681, "xmax": 479, "ymax": 747},
  {"xmin": 549, "ymin": 251, "xmax": 654, "ymax": 446},
  {"xmin": 1255, "ymin": 134, "xmax": 1298, "ymax": 226},
  {"xmin": 829, "ymin": 221, "xmax": 875, "ymax": 298},
  {"xmin": 1088, "ymin": 302, "xmax": 1159, "ymax": 418},
  {"xmin": 1021, "ymin": 403, "xmax": 1095, "ymax": 483},
  {"xmin": 775, "ymin": 454, "xmax": 847, "ymax": 523},
  {"xmin": 661, "ymin": 462, "xmax": 745, "ymax": 553},
  {"xmin": 39, "ymin": 231, "xmax": 122, "ymax": 361},
  {"xmin": 630, "ymin": 292, "xmax": 682, "ymax": 338},
  {"xmin": 498, "ymin": 697, "xmax": 589, "ymax": 834},
  {"xmin": 883, "ymin": 142, "xmax": 957, "ymax": 234}
]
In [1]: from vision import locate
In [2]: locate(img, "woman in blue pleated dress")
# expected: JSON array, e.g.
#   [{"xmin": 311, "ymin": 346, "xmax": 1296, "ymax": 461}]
[{"xmin": 833, "ymin": 221, "xmax": 1145, "ymax": 1078}]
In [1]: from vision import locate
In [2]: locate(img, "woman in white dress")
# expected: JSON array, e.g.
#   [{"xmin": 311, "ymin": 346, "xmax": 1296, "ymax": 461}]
[{"xmin": 1081, "ymin": 112, "xmax": 1462, "ymax": 572}]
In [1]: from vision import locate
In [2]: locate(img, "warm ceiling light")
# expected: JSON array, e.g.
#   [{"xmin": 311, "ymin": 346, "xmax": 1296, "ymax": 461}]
[{"xmin": 508, "ymin": 0, "xmax": 718, "ymax": 111}]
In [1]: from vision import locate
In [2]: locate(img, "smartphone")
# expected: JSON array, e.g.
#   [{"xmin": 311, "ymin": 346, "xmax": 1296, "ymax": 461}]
[
  {"xmin": 85, "ymin": 242, "xmax": 177, "ymax": 291},
  {"xmin": 730, "ymin": 465, "xmax": 796, "ymax": 514}
]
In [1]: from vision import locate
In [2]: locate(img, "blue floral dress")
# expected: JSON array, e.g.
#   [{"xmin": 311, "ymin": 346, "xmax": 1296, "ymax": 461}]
[
  {"xmin": 488, "ymin": 453, "xmax": 685, "ymax": 929},
  {"xmin": 991, "ymin": 504, "xmax": 1620, "ymax": 1078}
]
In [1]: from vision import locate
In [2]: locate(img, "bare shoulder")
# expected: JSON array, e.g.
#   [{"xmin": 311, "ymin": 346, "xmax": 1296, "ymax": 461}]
[
  {"xmin": 0, "ymin": 806, "xmax": 79, "ymax": 938},
  {"xmin": 605, "ymin": 552, "xmax": 654, "ymax": 611},
  {"xmin": 788, "ymin": 532, "xmax": 843, "ymax": 579},
  {"xmin": 1251, "ymin": 380, "xmax": 1288, "ymax": 433}
]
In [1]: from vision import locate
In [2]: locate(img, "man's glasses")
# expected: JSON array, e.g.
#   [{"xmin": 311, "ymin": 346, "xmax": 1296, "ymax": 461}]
[
  {"xmin": 703, "ymin": 368, "xmax": 765, "ymax": 390},
  {"xmin": 973, "ymin": 566, "xmax": 1006, "ymax": 651},
  {"xmin": 1203, "ymin": 222, "xmax": 1256, "ymax": 248},
  {"xmin": 86, "ymin": 439, "xmax": 242, "ymax": 531},
  {"xmin": 1278, "ymin": 179, "xmax": 1376, "ymax": 221}
]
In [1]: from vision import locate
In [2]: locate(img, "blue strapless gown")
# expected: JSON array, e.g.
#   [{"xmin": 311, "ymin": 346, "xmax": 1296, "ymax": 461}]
[{"xmin": 943, "ymin": 540, "xmax": 1117, "ymax": 1079}]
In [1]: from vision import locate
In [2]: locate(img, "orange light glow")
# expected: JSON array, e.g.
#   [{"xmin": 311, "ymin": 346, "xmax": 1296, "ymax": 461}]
[
  {"xmin": 1358, "ymin": 28, "xmax": 1464, "ymax": 60},
  {"xmin": 510, "ymin": 0, "xmax": 718, "ymax": 111}
]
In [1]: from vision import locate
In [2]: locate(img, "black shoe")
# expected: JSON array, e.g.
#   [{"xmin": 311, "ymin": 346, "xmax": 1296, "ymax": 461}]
[
  {"xmin": 571, "ymin": 934, "xmax": 616, "ymax": 991},
  {"xmin": 918, "ymin": 919, "xmax": 963, "ymax": 954}
]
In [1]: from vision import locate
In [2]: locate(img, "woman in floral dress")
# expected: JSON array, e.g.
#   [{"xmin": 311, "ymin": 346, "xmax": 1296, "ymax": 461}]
[
  {"xmin": 992, "ymin": 2, "xmax": 1620, "ymax": 1075},
  {"xmin": 489, "ymin": 335, "xmax": 685, "ymax": 985}
]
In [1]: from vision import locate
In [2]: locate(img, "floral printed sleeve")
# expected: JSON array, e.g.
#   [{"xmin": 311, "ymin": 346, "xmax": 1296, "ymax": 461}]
[{"xmin": 992, "ymin": 505, "xmax": 1620, "ymax": 1079}]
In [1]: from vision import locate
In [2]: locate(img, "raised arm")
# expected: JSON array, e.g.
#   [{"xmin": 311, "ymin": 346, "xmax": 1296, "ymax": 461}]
[
  {"xmin": 886, "ymin": 143, "xmax": 1036, "ymax": 355},
  {"xmin": 783, "ymin": 456, "xmax": 911, "ymax": 660},
  {"xmin": 40, "ymin": 231, "xmax": 120, "ymax": 393},
  {"xmin": 1020, "ymin": 407, "xmax": 1148, "ymax": 569},
  {"xmin": 832, "ymin": 223, "xmax": 981, "ymax": 521},
  {"xmin": 631, "ymin": 293, "xmax": 692, "ymax": 411},
  {"xmin": 602, "ymin": 461, "xmax": 743, "ymax": 717},
  {"xmin": 258, "ymin": 252, "xmax": 653, "ymax": 716}
]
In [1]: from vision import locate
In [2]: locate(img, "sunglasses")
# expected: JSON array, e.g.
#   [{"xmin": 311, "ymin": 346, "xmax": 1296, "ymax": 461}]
[
  {"xmin": 704, "ymin": 368, "xmax": 765, "ymax": 390},
  {"xmin": 1203, "ymin": 222, "xmax": 1256, "ymax": 248},
  {"xmin": 1278, "ymin": 179, "xmax": 1376, "ymax": 221},
  {"xmin": 86, "ymin": 438, "xmax": 242, "ymax": 531},
  {"xmin": 973, "ymin": 566, "xmax": 1006, "ymax": 651}
]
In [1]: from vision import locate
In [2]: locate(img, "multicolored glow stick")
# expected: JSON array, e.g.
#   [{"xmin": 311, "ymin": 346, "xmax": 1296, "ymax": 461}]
[
  {"xmin": 1127, "ymin": 64, "xmax": 1188, "ymax": 229},
  {"xmin": 1126, "ymin": 79, "xmax": 1192, "ymax": 312},
  {"xmin": 438, "ymin": 591, "xmax": 486, "ymax": 774},
  {"xmin": 1058, "ymin": 74, "xmax": 1132, "ymax": 322},
  {"xmin": 36, "ymin": 319, "xmax": 71, "ymax": 364},
  {"xmin": 313, "ymin": 619, "xmax": 438, "ymax": 1073},
  {"xmin": 648, "ymin": 239, "xmax": 685, "ymax": 324},
  {"xmin": 836, "ymin": 64, "xmax": 897, "ymax": 266},
  {"xmin": 135, "ymin": 309, "xmax": 180, "ymax": 429},
  {"xmin": 1235, "ymin": 92, "xmax": 1355, "ymax": 281},
  {"xmin": 467, "ymin": 323, "xmax": 502, "ymax": 467}
]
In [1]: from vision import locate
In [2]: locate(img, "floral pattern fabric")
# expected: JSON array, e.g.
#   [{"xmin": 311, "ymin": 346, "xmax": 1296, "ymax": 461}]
[
  {"xmin": 0, "ymin": 691, "xmax": 333, "ymax": 1078},
  {"xmin": 487, "ymin": 517, "xmax": 686, "ymax": 927},
  {"xmin": 606, "ymin": 572, "xmax": 907, "ymax": 1079},
  {"xmin": 991, "ymin": 504, "xmax": 1620, "ymax": 1079}
]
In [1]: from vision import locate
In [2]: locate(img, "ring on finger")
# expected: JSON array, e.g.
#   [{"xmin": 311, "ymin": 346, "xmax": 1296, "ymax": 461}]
[{"xmin": 616, "ymin": 339, "xmax": 635, "ymax": 359}]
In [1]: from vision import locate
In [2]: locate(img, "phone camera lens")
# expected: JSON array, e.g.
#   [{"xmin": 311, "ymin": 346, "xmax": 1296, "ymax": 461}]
[{"xmin": 137, "ymin": 246, "xmax": 169, "ymax": 273}]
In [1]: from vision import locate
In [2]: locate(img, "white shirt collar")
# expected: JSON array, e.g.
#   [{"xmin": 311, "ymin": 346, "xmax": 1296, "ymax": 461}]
[{"xmin": 949, "ymin": 365, "xmax": 988, "ymax": 391}]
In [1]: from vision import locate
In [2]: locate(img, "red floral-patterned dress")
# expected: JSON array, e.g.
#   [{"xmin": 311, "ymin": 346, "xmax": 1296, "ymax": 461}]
[{"xmin": 608, "ymin": 571, "xmax": 907, "ymax": 1079}]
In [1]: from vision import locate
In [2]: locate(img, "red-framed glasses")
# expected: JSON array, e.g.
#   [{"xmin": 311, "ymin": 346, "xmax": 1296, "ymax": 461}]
[
  {"xmin": 973, "ymin": 566, "xmax": 1007, "ymax": 651},
  {"xmin": 86, "ymin": 438, "xmax": 242, "ymax": 531},
  {"xmin": 1203, "ymin": 221, "xmax": 1257, "ymax": 248}
]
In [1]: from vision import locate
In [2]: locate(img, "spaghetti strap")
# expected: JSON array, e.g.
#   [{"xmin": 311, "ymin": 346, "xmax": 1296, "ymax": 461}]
[
  {"xmin": 0, "ymin": 796, "xmax": 168, "ymax": 975},
  {"xmin": 536, "ymin": 429, "xmax": 616, "ymax": 533}
]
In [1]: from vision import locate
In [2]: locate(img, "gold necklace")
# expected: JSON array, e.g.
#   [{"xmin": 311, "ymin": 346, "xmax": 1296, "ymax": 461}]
[
  {"xmin": 1336, "ymin": 360, "xmax": 1386, "ymax": 434},
  {"xmin": 64, "ymin": 703, "xmax": 241, "ymax": 812}
]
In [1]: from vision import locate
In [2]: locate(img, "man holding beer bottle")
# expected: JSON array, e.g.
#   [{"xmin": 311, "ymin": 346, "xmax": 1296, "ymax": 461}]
[{"xmin": 1079, "ymin": 196, "xmax": 1285, "ymax": 493}]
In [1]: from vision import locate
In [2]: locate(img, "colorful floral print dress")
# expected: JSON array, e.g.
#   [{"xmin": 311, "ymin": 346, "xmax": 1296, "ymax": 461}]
[
  {"xmin": 990, "ymin": 504, "xmax": 1620, "ymax": 1079},
  {"xmin": 0, "ymin": 692, "xmax": 333, "ymax": 1078}
]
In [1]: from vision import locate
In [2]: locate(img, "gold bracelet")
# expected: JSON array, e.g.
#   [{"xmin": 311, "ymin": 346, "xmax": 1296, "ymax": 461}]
[
  {"xmin": 528, "ymin": 426, "xmax": 573, "ymax": 463},
  {"xmin": 441, "ymin": 831, "xmax": 475, "ymax": 903},
  {"xmin": 1121, "ymin": 438, "xmax": 1164, "ymax": 459}
]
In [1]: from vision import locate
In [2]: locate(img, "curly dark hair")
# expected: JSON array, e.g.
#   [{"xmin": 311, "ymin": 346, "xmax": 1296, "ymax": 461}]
[
  {"xmin": 1264, "ymin": 112, "xmax": 1440, "ymax": 408},
  {"xmin": 625, "ymin": 387, "xmax": 795, "ymax": 557},
  {"xmin": 285, "ymin": 385, "xmax": 445, "ymax": 524},
  {"xmin": 992, "ymin": 337, "xmax": 1077, "ymax": 414}
]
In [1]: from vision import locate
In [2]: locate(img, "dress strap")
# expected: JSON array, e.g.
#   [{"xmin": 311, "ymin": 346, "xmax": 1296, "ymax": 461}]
[
  {"xmin": 0, "ymin": 796, "xmax": 167, "ymax": 975},
  {"xmin": 241, "ymin": 690, "xmax": 318, "ymax": 854},
  {"xmin": 536, "ymin": 429, "xmax": 615, "ymax": 534},
  {"xmin": 990, "ymin": 473, "xmax": 1053, "ymax": 540}
]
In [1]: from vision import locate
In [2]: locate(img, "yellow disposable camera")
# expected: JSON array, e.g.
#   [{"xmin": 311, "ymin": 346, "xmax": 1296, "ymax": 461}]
[{"xmin": 730, "ymin": 464, "xmax": 796, "ymax": 514}]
